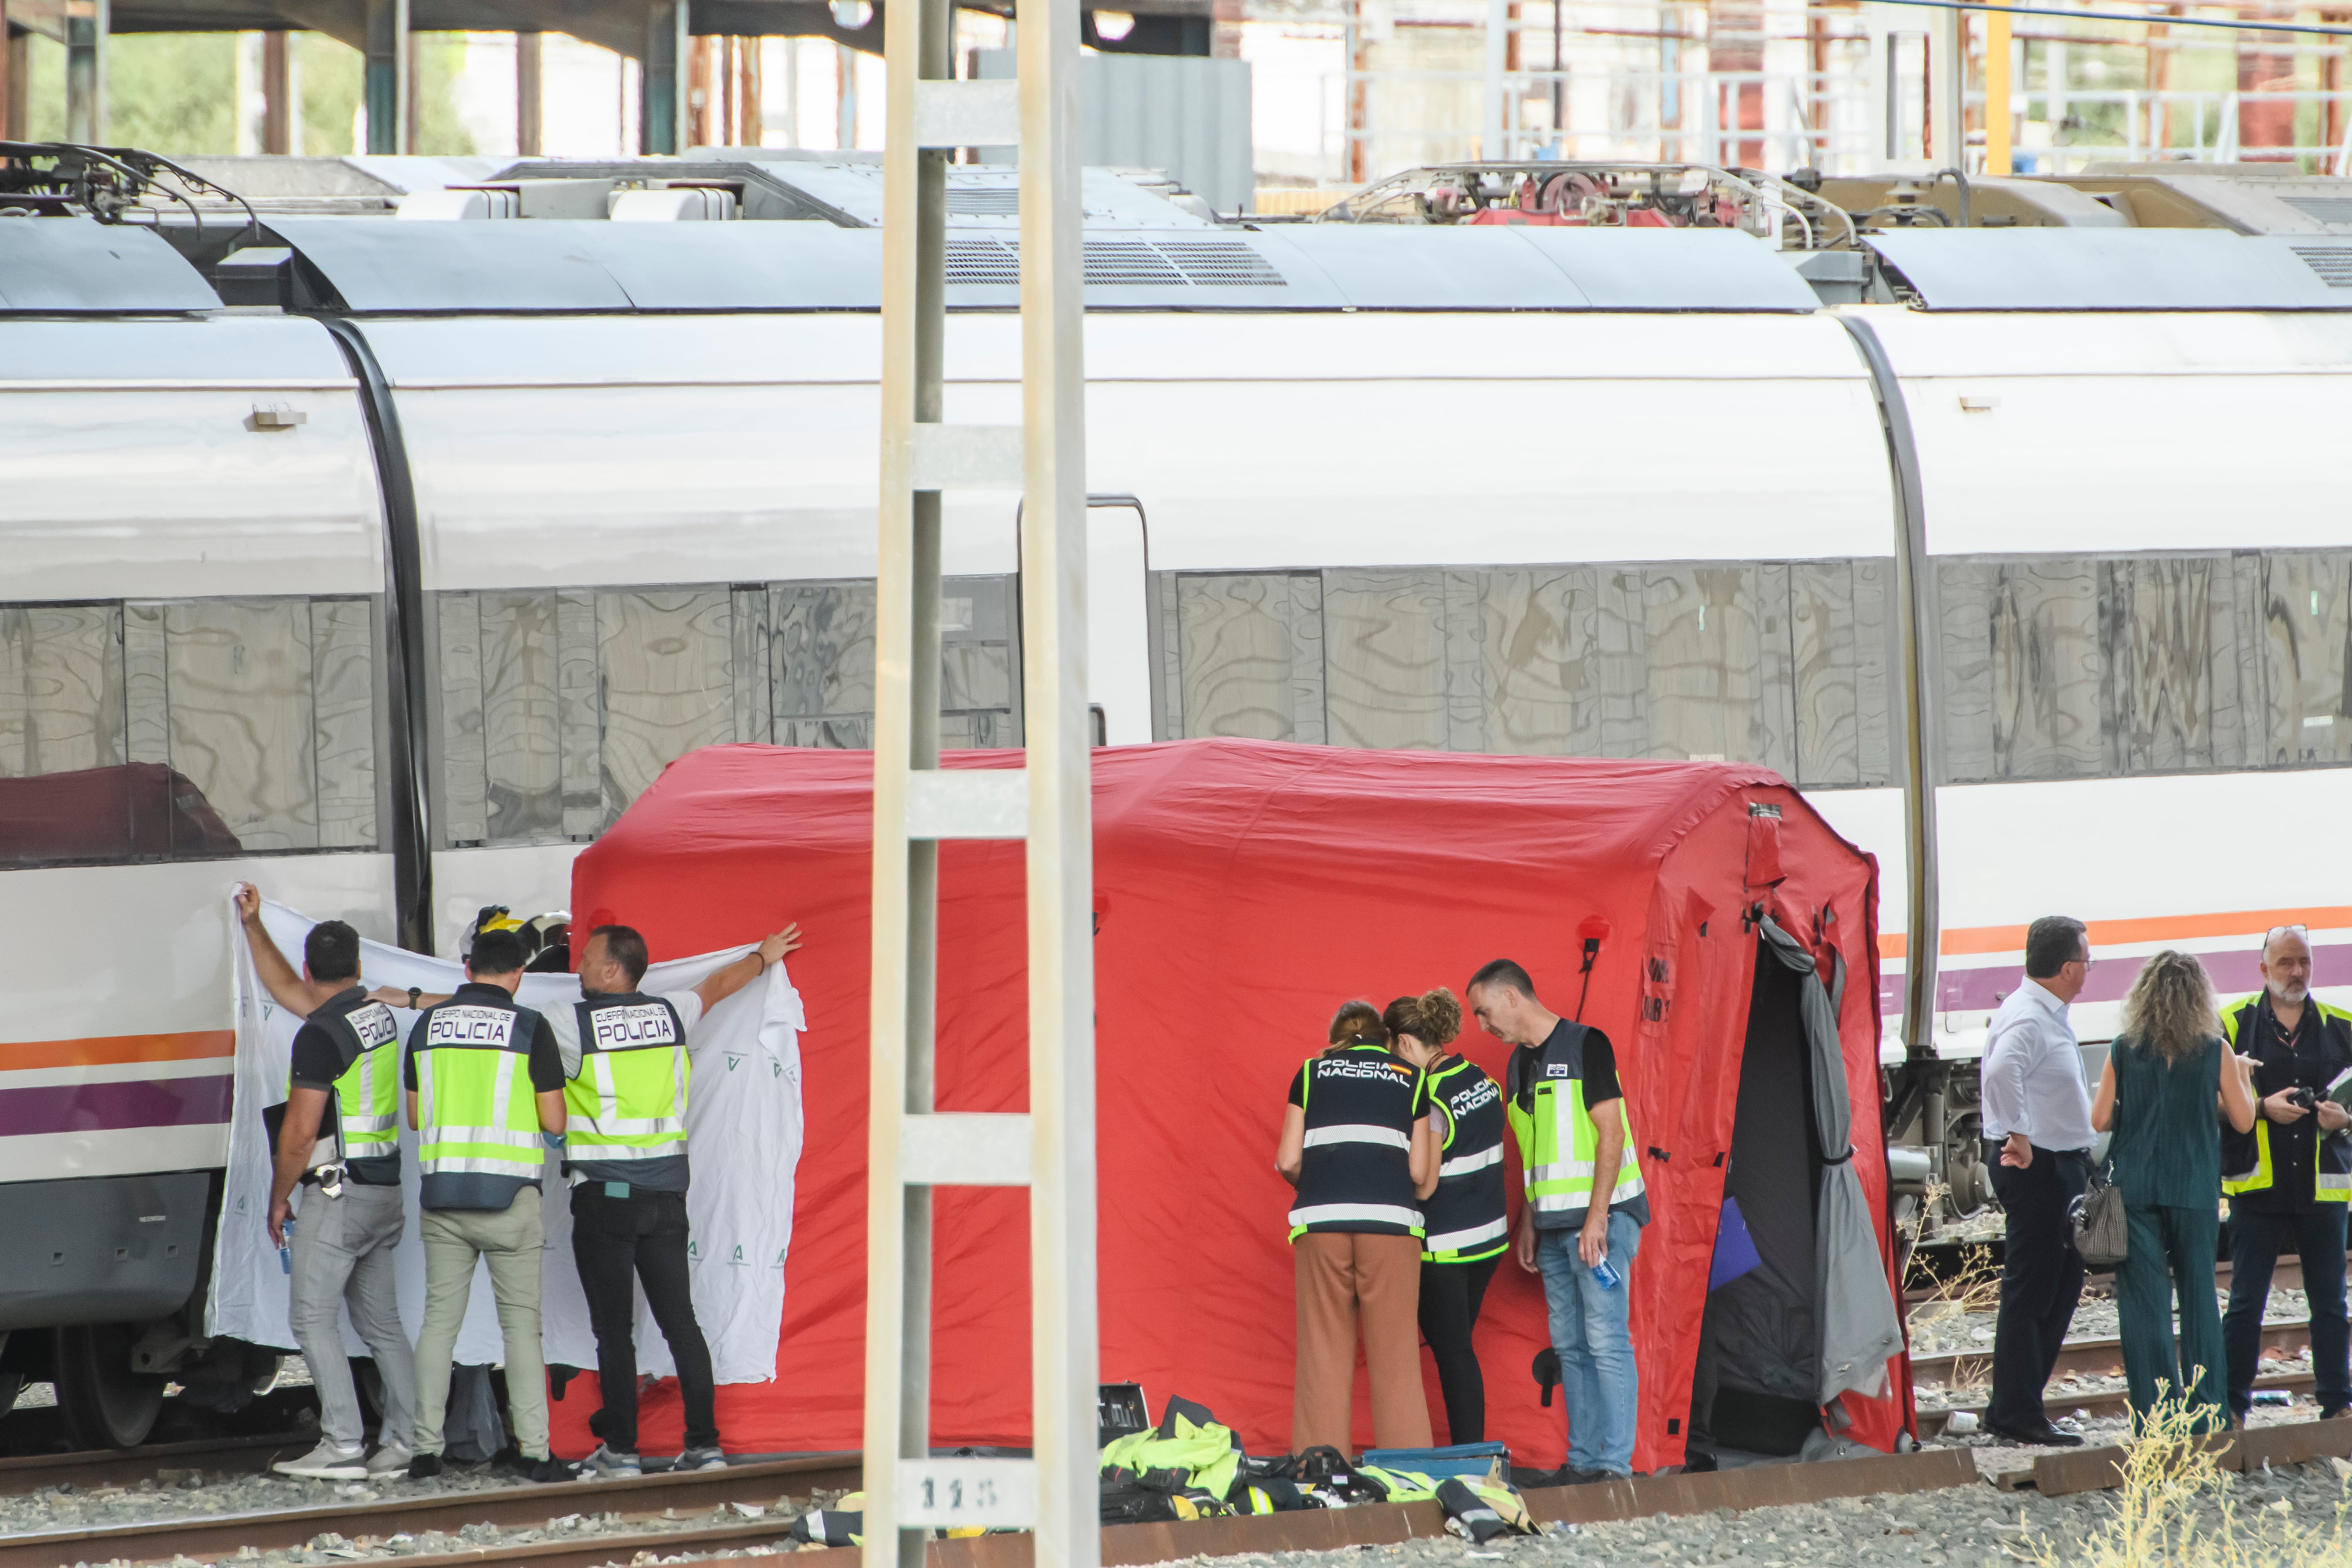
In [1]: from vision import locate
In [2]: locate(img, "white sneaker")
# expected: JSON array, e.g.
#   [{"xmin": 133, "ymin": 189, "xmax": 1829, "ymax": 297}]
[
  {"xmin": 366, "ymin": 1442, "xmax": 414, "ymax": 1477},
  {"xmin": 276, "ymin": 1439, "xmax": 369, "ymax": 1480},
  {"xmin": 577, "ymin": 1443, "xmax": 642, "ymax": 1480}
]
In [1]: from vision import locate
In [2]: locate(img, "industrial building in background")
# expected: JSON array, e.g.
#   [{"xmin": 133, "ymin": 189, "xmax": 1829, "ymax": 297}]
[{"xmin": 7, "ymin": 0, "xmax": 2352, "ymax": 208}]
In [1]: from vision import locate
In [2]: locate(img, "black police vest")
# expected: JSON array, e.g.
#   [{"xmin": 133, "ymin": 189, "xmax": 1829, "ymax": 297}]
[
  {"xmin": 1288, "ymin": 1044, "xmax": 1425, "ymax": 1240},
  {"xmin": 1420, "ymin": 1055, "xmax": 1508, "ymax": 1263}
]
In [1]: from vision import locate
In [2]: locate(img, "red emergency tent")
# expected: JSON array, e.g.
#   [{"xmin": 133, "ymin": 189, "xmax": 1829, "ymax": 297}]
[{"xmin": 561, "ymin": 740, "xmax": 1913, "ymax": 1471}]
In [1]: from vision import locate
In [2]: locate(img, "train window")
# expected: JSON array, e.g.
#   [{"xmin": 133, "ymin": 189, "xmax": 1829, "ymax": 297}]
[
  {"xmin": 0, "ymin": 596, "xmax": 381, "ymax": 866},
  {"xmin": 1936, "ymin": 550, "xmax": 2348, "ymax": 782},
  {"xmin": 1169, "ymin": 573, "xmax": 1326, "ymax": 745},
  {"xmin": 2262, "ymin": 553, "xmax": 2352, "ymax": 767},
  {"xmin": 1321, "ymin": 572, "xmax": 1454, "ymax": 751},
  {"xmin": 1158, "ymin": 562, "xmax": 1891, "ymax": 787},
  {"xmin": 434, "ymin": 575, "xmax": 1019, "ymax": 848},
  {"xmin": 1791, "ymin": 561, "xmax": 1891, "ymax": 787}
]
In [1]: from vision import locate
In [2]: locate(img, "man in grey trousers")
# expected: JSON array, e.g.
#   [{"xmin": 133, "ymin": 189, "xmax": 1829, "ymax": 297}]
[{"xmin": 238, "ymin": 885, "xmax": 421, "ymax": 1480}]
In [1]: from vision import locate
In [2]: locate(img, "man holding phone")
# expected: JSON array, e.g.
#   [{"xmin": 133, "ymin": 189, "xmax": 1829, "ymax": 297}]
[{"xmin": 2221, "ymin": 925, "xmax": 2352, "ymax": 1423}]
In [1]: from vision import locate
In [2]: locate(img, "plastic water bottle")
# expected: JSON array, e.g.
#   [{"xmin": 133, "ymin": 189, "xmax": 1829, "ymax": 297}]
[
  {"xmin": 1592, "ymin": 1256, "xmax": 1621, "ymax": 1291},
  {"xmin": 279, "ymin": 1218, "xmax": 294, "ymax": 1275}
]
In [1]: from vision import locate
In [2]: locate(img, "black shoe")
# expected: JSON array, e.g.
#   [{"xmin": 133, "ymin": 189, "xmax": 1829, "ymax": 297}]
[
  {"xmin": 406, "ymin": 1452, "xmax": 444, "ymax": 1480},
  {"xmin": 1682, "ymin": 1451, "xmax": 1719, "ymax": 1474},
  {"xmin": 522, "ymin": 1456, "xmax": 575, "ymax": 1484},
  {"xmin": 1987, "ymin": 1420, "xmax": 2083, "ymax": 1448},
  {"xmin": 2323, "ymin": 1406, "xmax": 2350, "ymax": 1422},
  {"xmin": 1560, "ymin": 1466, "xmax": 1614, "ymax": 1486}
]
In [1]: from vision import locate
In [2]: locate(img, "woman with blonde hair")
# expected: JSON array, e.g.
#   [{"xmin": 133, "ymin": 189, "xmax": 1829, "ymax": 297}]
[
  {"xmin": 1385, "ymin": 987, "xmax": 1508, "ymax": 1444},
  {"xmin": 2092, "ymin": 949, "xmax": 2257, "ymax": 1428},
  {"xmin": 1276, "ymin": 1000, "xmax": 1440, "ymax": 1453}
]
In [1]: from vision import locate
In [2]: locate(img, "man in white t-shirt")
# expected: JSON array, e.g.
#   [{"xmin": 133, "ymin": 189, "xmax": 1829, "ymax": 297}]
[{"xmin": 551, "ymin": 922, "xmax": 799, "ymax": 1479}]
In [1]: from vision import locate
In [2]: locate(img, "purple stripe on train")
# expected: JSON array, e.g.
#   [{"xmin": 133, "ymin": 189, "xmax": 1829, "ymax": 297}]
[
  {"xmin": 1876, "ymin": 940, "xmax": 2352, "ymax": 1020},
  {"xmin": 0, "ymin": 1075, "xmax": 235, "ymax": 1137}
]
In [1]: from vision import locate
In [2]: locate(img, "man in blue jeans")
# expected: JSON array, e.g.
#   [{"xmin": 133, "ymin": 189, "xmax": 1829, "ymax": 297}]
[{"xmin": 1469, "ymin": 960, "xmax": 1649, "ymax": 1482}]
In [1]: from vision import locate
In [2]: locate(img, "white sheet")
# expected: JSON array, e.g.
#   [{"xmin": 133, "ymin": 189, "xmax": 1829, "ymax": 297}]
[{"xmin": 207, "ymin": 898, "xmax": 804, "ymax": 1384}]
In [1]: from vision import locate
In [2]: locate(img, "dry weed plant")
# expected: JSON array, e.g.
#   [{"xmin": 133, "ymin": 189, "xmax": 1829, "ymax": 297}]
[{"xmin": 2029, "ymin": 1394, "xmax": 2352, "ymax": 1568}]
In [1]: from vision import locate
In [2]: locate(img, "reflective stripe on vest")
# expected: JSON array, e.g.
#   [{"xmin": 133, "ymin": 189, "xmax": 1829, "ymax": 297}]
[
  {"xmin": 1303, "ymin": 1124, "xmax": 1410, "ymax": 1151},
  {"xmin": 289, "ymin": 995, "xmax": 399, "ymax": 1166},
  {"xmin": 1286, "ymin": 1202, "xmax": 1425, "ymax": 1232},
  {"xmin": 1506, "ymin": 1074, "xmax": 1643, "ymax": 1216},
  {"xmin": 416, "ymin": 1036, "xmax": 541, "ymax": 1181},
  {"xmin": 1423, "ymin": 1215, "xmax": 1510, "ymax": 1256},
  {"xmin": 1438, "ymin": 1143, "xmax": 1502, "ymax": 1178},
  {"xmin": 2224, "ymin": 1118, "xmax": 2352, "ymax": 1204}
]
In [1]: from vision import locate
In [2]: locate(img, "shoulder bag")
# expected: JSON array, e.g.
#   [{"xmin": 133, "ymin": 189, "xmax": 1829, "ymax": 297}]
[{"xmin": 2070, "ymin": 1162, "xmax": 2128, "ymax": 1268}]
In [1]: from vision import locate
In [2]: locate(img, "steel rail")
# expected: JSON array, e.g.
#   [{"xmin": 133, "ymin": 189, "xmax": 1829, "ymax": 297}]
[
  {"xmin": 1919, "ymin": 1369, "xmax": 2319, "ymax": 1437},
  {"xmin": 1911, "ymin": 1319, "xmax": 2312, "ymax": 1384},
  {"xmin": 0, "ymin": 1453, "xmax": 858, "ymax": 1568},
  {"xmin": 0, "ymin": 1434, "xmax": 310, "ymax": 1499}
]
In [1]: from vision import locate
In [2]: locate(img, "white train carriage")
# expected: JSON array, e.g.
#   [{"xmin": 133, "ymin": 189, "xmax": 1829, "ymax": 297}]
[{"xmin": 3, "ymin": 209, "xmax": 2350, "ymax": 1440}]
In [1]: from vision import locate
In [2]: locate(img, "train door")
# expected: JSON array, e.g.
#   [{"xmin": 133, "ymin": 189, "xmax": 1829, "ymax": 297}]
[{"xmin": 1084, "ymin": 499, "xmax": 1153, "ymax": 746}]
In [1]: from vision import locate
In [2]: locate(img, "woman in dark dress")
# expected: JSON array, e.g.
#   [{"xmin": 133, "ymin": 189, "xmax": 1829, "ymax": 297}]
[
  {"xmin": 1386, "ymin": 988, "xmax": 1506, "ymax": 1445},
  {"xmin": 2091, "ymin": 949, "xmax": 2257, "ymax": 1430}
]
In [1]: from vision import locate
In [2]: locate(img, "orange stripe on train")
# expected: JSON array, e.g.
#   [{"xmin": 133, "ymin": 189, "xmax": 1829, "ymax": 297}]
[
  {"xmin": 1876, "ymin": 907, "xmax": 2352, "ymax": 962},
  {"xmin": 0, "ymin": 1030, "xmax": 237, "ymax": 1070}
]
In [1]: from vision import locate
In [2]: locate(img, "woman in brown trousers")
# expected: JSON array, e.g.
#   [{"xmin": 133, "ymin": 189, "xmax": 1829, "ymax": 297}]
[{"xmin": 1276, "ymin": 1000, "xmax": 1440, "ymax": 1455}]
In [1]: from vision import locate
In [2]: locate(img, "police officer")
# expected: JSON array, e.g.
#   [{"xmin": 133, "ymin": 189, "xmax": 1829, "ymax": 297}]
[
  {"xmin": 552, "ymin": 921, "xmax": 801, "ymax": 1479},
  {"xmin": 1276, "ymin": 1000, "xmax": 1439, "ymax": 1455},
  {"xmin": 237, "ymin": 885, "xmax": 421, "ymax": 1481},
  {"xmin": 2222, "ymin": 924, "xmax": 2352, "ymax": 1423},
  {"xmin": 1385, "ymin": 988, "xmax": 1506, "ymax": 1445},
  {"xmin": 1468, "ymin": 958, "xmax": 1646, "ymax": 1484},
  {"xmin": 402, "ymin": 928, "xmax": 571, "ymax": 1481}
]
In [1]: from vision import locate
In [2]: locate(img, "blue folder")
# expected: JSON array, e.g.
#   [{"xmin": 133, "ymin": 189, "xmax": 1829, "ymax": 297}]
[{"xmin": 1709, "ymin": 1195, "xmax": 1764, "ymax": 1291}]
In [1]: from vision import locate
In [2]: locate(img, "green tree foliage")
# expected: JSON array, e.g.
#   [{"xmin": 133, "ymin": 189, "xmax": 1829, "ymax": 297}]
[{"xmin": 17, "ymin": 29, "xmax": 475, "ymax": 156}]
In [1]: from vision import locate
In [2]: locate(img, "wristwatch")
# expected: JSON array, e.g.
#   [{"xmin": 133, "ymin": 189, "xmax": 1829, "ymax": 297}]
[{"xmin": 406, "ymin": 986, "xmax": 421, "ymax": 1010}]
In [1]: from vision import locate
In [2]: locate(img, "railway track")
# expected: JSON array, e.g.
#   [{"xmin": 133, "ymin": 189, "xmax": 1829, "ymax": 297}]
[
  {"xmin": 1904, "ymin": 1252, "xmax": 2334, "ymax": 1307},
  {"xmin": 1917, "ymin": 1369, "xmax": 2320, "ymax": 1438},
  {"xmin": 0, "ymin": 1452, "xmax": 858, "ymax": 1568},
  {"xmin": 0, "ymin": 1434, "xmax": 312, "ymax": 1499},
  {"xmin": 1910, "ymin": 1318, "xmax": 2312, "ymax": 1386}
]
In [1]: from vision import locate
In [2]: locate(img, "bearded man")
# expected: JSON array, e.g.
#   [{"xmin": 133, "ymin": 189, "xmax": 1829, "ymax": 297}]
[{"xmin": 2221, "ymin": 924, "xmax": 2352, "ymax": 1422}]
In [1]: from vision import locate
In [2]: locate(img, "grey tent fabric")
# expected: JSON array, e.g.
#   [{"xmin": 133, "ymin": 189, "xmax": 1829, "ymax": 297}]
[{"xmin": 1759, "ymin": 916, "xmax": 1907, "ymax": 1404}]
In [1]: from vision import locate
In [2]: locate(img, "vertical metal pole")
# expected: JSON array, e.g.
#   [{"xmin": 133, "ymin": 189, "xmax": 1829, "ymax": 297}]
[
  {"xmin": 64, "ymin": 0, "xmax": 104, "ymax": 144},
  {"xmin": 643, "ymin": 0, "xmax": 684, "ymax": 152},
  {"xmin": 364, "ymin": 0, "xmax": 406, "ymax": 155},
  {"xmin": 262, "ymin": 30, "xmax": 292, "ymax": 153},
  {"xmin": 1928, "ymin": 0, "xmax": 1960, "ymax": 167},
  {"xmin": 517, "ymin": 30, "xmax": 542, "ymax": 155},
  {"xmin": 1, "ymin": 8, "xmax": 23, "ymax": 142},
  {"xmin": 868, "ymin": 0, "xmax": 947, "ymax": 1561},
  {"xmin": 1482, "ymin": 0, "xmax": 1507, "ymax": 158},
  {"xmin": 1019, "ymin": 0, "xmax": 1095, "ymax": 1556},
  {"xmin": 1983, "ymin": 4, "xmax": 2011, "ymax": 174}
]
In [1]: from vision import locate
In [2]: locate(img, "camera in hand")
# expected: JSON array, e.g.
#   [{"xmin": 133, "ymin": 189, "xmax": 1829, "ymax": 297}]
[{"xmin": 2290, "ymin": 1087, "xmax": 2320, "ymax": 1111}]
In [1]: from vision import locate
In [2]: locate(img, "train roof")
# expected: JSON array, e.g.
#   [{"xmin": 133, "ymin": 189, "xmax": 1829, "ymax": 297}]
[
  {"xmin": 9, "ymin": 208, "xmax": 2352, "ymax": 316},
  {"xmin": 1870, "ymin": 229, "xmax": 2352, "ymax": 310}
]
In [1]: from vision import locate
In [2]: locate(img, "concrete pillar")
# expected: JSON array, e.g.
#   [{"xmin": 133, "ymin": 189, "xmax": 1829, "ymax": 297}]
[
  {"xmin": 64, "ymin": 0, "xmax": 106, "ymax": 144},
  {"xmin": 0, "ymin": 9, "xmax": 17, "ymax": 143},
  {"xmin": 262, "ymin": 30, "xmax": 292, "ymax": 153},
  {"xmin": 516, "ymin": 28, "xmax": 540, "ymax": 154},
  {"xmin": 642, "ymin": 0, "xmax": 684, "ymax": 152},
  {"xmin": 740, "ymin": 35, "xmax": 761, "ymax": 145},
  {"xmin": 364, "ymin": 0, "xmax": 408, "ymax": 154}
]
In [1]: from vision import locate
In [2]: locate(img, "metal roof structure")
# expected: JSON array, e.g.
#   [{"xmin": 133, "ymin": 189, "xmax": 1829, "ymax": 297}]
[
  {"xmin": 1867, "ymin": 229, "xmax": 2352, "ymax": 310},
  {"xmin": 0, "ymin": 216, "xmax": 222, "ymax": 310},
  {"xmin": 16, "ymin": 207, "xmax": 2352, "ymax": 315}
]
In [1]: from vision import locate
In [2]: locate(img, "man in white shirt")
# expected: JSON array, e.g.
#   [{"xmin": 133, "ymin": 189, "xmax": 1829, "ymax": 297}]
[{"xmin": 1978, "ymin": 915, "xmax": 2097, "ymax": 1448}]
